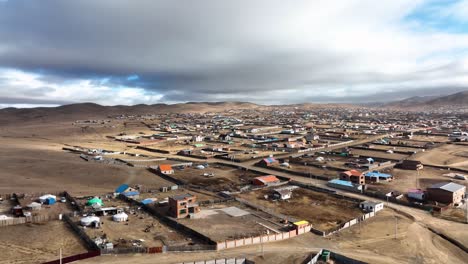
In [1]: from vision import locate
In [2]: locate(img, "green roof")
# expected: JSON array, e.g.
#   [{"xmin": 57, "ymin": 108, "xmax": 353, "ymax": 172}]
[{"xmin": 86, "ymin": 197, "xmax": 104, "ymax": 206}]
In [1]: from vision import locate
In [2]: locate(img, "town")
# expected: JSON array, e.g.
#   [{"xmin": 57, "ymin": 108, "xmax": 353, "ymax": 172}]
[{"xmin": 1, "ymin": 105, "xmax": 467, "ymax": 264}]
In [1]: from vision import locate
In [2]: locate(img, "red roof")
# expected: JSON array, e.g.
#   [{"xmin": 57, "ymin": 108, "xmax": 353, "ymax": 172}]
[
  {"xmin": 254, "ymin": 175, "xmax": 280, "ymax": 183},
  {"xmin": 159, "ymin": 164, "xmax": 173, "ymax": 171},
  {"xmin": 343, "ymin": 170, "xmax": 362, "ymax": 177}
]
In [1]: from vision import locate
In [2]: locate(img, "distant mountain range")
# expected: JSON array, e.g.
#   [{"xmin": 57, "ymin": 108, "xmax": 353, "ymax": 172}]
[
  {"xmin": 382, "ymin": 90, "xmax": 468, "ymax": 109},
  {"xmin": 0, "ymin": 90, "xmax": 466, "ymax": 124}
]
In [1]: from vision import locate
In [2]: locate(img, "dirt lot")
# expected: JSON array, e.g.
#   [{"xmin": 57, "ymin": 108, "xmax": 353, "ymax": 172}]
[
  {"xmin": 269, "ymin": 163, "xmax": 340, "ymax": 179},
  {"xmin": 238, "ymin": 187, "xmax": 363, "ymax": 232},
  {"xmin": 0, "ymin": 221, "xmax": 87, "ymax": 264},
  {"xmin": 137, "ymin": 188, "xmax": 218, "ymax": 203},
  {"xmin": 170, "ymin": 164, "xmax": 262, "ymax": 192},
  {"xmin": 81, "ymin": 210, "xmax": 193, "ymax": 248},
  {"xmin": 411, "ymin": 143, "xmax": 468, "ymax": 170},
  {"xmin": 411, "ymin": 135, "xmax": 449, "ymax": 143},
  {"xmin": 0, "ymin": 137, "xmax": 173, "ymax": 195},
  {"xmin": 349, "ymin": 148, "xmax": 409, "ymax": 160},
  {"xmin": 366, "ymin": 167, "xmax": 468, "ymax": 194},
  {"xmin": 177, "ymin": 203, "xmax": 276, "ymax": 242}
]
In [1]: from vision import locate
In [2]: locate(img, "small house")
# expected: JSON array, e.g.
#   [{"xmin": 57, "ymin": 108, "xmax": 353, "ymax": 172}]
[
  {"xmin": 427, "ymin": 182, "xmax": 466, "ymax": 204},
  {"xmin": 398, "ymin": 160, "xmax": 423, "ymax": 170},
  {"xmin": 340, "ymin": 170, "xmax": 365, "ymax": 185},
  {"xmin": 253, "ymin": 175, "xmax": 280, "ymax": 186},
  {"xmin": 273, "ymin": 189, "xmax": 292, "ymax": 200},
  {"xmin": 158, "ymin": 164, "xmax": 174, "ymax": 174},
  {"xmin": 364, "ymin": 171, "xmax": 393, "ymax": 183},
  {"xmin": 360, "ymin": 201, "xmax": 384, "ymax": 212},
  {"xmin": 258, "ymin": 157, "xmax": 279, "ymax": 167},
  {"xmin": 327, "ymin": 179, "xmax": 363, "ymax": 192}
]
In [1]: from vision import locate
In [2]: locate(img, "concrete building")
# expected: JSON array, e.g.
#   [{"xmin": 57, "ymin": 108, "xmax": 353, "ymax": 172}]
[
  {"xmin": 360, "ymin": 201, "xmax": 384, "ymax": 212},
  {"xmin": 340, "ymin": 170, "xmax": 365, "ymax": 185},
  {"xmin": 427, "ymin": 182, "xmax": 466, "ymax": 205},
  {"xmin": 169, "ymin": 193, "xmax": 200, "ymax": 218}
]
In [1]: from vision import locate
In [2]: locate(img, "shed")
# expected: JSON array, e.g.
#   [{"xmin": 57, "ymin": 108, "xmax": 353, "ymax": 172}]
[
  {"xmin": 115, "ymin": 184, "xmax": 130, "ymax": 194},
  {"xmin": 86, "ymin": 197, "xmax": 104, "ymax": 207},
  {"xmin": 360, "ymin": 201, "xmax": 384, "ymax": 212},
  {"xmin": 407, "ymin": 189, "xmax": 425, "ymax": 201},
  {"xmin": 253, "ymin": 175, "xmax": 280, "ymax": 186},
  {"xmin": 158, "ymin": 164, "xmax": 174, "ymax": 174}
]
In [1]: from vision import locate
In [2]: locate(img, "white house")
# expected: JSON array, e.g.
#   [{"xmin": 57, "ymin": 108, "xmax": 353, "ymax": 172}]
[
  {"xmin": 273, "ymin": 189, "xmax": 292, "ymax": 200},
  {"xmin": 360, "ymin": 201, "xmax": 384, "ymax": 212}
]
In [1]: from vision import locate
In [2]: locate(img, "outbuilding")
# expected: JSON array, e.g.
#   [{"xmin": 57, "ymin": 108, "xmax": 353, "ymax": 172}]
[
  {"xmin": 360, "ymin": 201, "xmax": 384, "ymax": 212},
  {"xmin": 427, "ymin": 182, "xmax": 466, "ymax": 204},
  {"xmin": 253, "ymin": 175, "xmax": 280, "ymax": 186}
]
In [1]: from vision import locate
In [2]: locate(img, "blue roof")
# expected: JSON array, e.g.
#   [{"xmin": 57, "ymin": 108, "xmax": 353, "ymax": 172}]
[
  {"xmin": 115, "ymin": 184, "xmax": 129, "ymax": 193},
  {"xmin": 123, "ymin": 191, "xmax": 140, "ymax": 196},
  {"xmin": 364, "ymin": 172, "xmax": 392, "ymax": 178},
  {"xmin": 263, "ymin": 157, "xmax": 276, "ymax": 163},
  {"xmin": 328, "ymin": 179, "xmax": 354, "ymax": 187},
  {"xmin": 141, "ymin": 198, "xmax": 155, "ymax": 205}
]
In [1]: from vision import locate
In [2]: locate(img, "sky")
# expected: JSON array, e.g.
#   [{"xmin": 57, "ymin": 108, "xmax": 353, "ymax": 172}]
[{"xmin": 1, "ymin": 0, "xmax": 468, "ymax": 108}]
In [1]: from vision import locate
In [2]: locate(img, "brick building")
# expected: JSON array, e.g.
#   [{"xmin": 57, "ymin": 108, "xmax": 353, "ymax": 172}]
[{"xmin": 168, "ymin": 193, "xmax": 200, "ymax": 218}]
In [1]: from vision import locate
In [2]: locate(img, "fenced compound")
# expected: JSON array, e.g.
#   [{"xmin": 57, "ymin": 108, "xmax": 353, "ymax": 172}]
[
  {"xmin": 62, "ymin": 214, "xmax": 99, "ymax": 251},
  {"xmin": 235, "ymin": 197, "xmax": 299, "ymax": 223}
]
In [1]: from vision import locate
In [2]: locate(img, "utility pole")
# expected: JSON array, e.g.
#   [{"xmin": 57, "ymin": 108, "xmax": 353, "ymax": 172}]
[
  {"xmin": 394, "ymin": 216, "xmax": 398, "ymax": 240},
  {"xmin": 59, "ymin": 248, "xmax": 62, "ymax": 264}
]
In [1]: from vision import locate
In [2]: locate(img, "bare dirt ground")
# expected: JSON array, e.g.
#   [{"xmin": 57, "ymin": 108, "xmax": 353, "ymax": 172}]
[
  {"xmin": 170, "ymin": 164, "xmax": 261, "ymax": 192},
  {"xmin": 367, "ymin": 167, "xmax": 468, "ymax": 194},
  {"xmin": 81, "ymin": 211, "xmax": 192, "ymax": 248},
  {"xmin": 349, "ymin": 148, "xmax": 409, "ymax": 160},
  {"xmin": 177, "ymin": 203, "xmax": 272, "ymax": 242},
  {"xmin": 0, "ymin": 136, "xmax": 173, "ymax": 195},
  {"xmin": 238, "ymin": 188, "xmax": 362, "ymax": 232},
  {"xmin": 76, "ymin": 209, "xmax": 468, "ymax": 264},
  {"xmin": 411, "ymin": 143, "xmax": 468, "ymax": 170},
  {"xmin": 0, "ymin": 221, "xmax": 87, "ymax": 264}
]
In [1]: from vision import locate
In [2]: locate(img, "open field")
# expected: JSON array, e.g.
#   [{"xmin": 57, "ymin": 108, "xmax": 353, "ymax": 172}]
[
  {"xmin": 367, "ymin": 167, "xmax": 468, "ymax": 194},
  {"xmin": 411, "ymin": 143, "xmax": 468, "ymax": 170},
  {"xmin": 349, "ymin": 148, "xmax": 409, "ymax": 160},
  {"xmin": 268, "ymin": 163, "xmax": 339, "ymax": 179},
  {"xmin": 169, "ymin": 164, "xmax": 262, "ymax": 192},
  {"xmin": 0, "ymin": 221, "xmax": 87, "ymax": 264},
  {"xmin": 238, "ymin": 187, "xmax": 362, "ymax": 232},
  {"xmin": 411, "ymin": 135, "xmax": 449, "ymax": 143}
]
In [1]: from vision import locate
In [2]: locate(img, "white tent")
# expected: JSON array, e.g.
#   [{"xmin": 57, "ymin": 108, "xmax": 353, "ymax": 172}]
[
  {"xmin": 112, "ymin": 212, "xmax": 129, "ymax": 222},
  {"xmin": 80, "ymin": 216, "xmax": 100, "ymax": 226}
]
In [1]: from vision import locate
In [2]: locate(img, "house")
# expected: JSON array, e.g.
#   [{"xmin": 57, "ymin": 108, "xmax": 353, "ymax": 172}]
[
  {"xmin": 327, "ymin": 179, "xmax": 363, "ymax": 192},
  {"xmin": 398, "ymin": 160, "xmax": 423, "ymax": 170},
  {"xmin": 219, "ymin": 134, "xmax": 232, "ymax": 141},
  {"xmin": 273, "ymin": 189, "xmax": 292, "ymax": 200},
  {"xmin": 192, "ymin": 135, "xmax": 204, "ymax": 142},
  {"xmin": 169, "ymin": 193, "xmax": 200, "ymax": 218},
  {"xmin": 360, "ymin": 201, "xmax": 384, "ymax": 212},
  {"xmin": 364, "ymin": 171, "xmax": 393, "ymax": 183},
  {"xmin": 122, "ymin": 191, "xmax": 140, "ymax": 199},
  {"xmin": 115, "ymin": 184, "xmax": 130, "ymax": 194},
  {"xmin": 340, "ymin": 170, "xmax": 365, "ymax": 185},
  {"xmin": 253, "ymin": 175, "xmax": 280, "ymax": 186},
  {"xmin": 427, "ymin": 182, "xmax": 466, "ymax": 204},
  {"xmin": 39, "ymin": 194, "xmax": 56, "ymax": 204},
  {"xmin": 158, "ymin": 164, "xmax": 174, "ymax": 174},
  {"xmin": 407, "ymin": 189, "xmax": 425, "ymax": 201},
  {"xmin": 258, "ymin": 157, "xmax": 278, "ymax": 167}
]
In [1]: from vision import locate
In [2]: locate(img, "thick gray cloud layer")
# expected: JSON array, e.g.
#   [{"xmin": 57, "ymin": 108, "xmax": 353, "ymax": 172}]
[{"xmin": 1, "ymin": 0, "xmax": 468, "ymax": 106}]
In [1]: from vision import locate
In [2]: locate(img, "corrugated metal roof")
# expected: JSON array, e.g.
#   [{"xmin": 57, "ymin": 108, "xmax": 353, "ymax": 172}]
[
  {"xmin": 115, "ymin": 184, "xmax": 129, "ymax": 193},
  {"xmin": 364, "ymin": 172, "xmax": 392, "ymax": 178},
  {"xmin": 328, "ymin": 179, "xmax": 354, "ymax": 187},
  {"xmin": 428, "ymin": 182, "xmax": 465, "ymax": 193}
]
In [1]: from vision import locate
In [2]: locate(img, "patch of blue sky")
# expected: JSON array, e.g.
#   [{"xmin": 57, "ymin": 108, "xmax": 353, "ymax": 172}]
[
  {"xmin": 127, "ymin": 74, "xmax": 139, "ymax": 81},
  {"xmin": 404, "ymin": 0, "xmax": 468, "ymax": 33}
]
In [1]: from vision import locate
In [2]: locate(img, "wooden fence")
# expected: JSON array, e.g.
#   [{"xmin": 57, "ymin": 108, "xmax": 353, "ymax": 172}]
[{"xmin": 0, "ymin": 214, "xmax": 60, "ymax": 227}]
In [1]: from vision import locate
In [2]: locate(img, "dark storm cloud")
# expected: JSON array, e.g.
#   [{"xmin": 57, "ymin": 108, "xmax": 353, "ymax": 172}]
[{"xmin": 0, "ymin": 0, "xmax": 468, "ymax": 106}]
